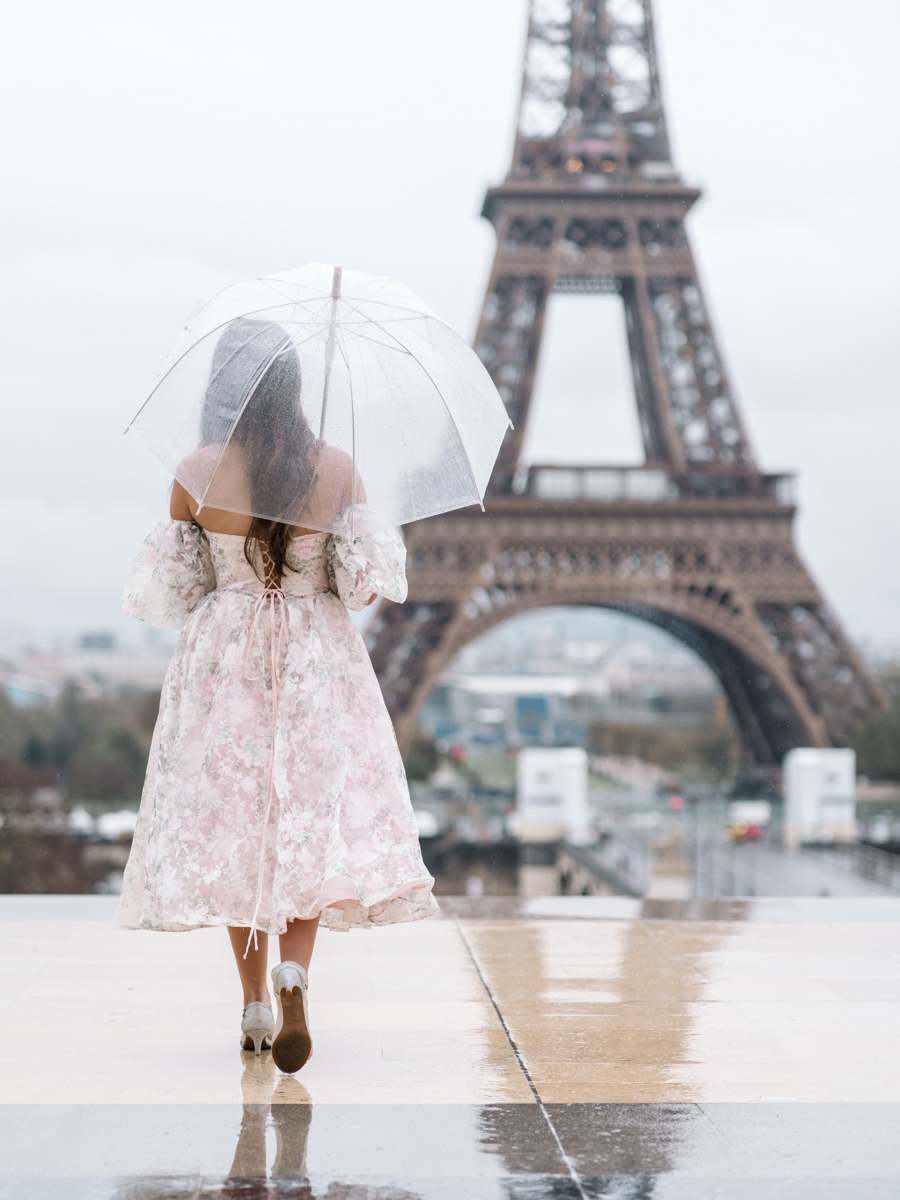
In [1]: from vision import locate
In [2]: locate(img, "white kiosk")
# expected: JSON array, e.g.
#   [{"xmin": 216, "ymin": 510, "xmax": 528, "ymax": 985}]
[
  {"xmin": 515, "ymin": 747, "xmax": 591, "ymax": 844},
  {"xmin": 514, "ymin": 747, "xmax": 591, "ymax": 898},
  {"xmin": 783, "ymin": 747, "xmax": 856, "ymax": 848}
]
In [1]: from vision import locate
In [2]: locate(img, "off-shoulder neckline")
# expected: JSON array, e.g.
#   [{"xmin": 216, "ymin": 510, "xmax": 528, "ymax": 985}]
[
  {"xmin": 206, "ymin": 530, "xmax": 327, "ymax": 542},
  {"xmin": 172, "ymin": 520, "xmax": 327, "ymax": 542}
]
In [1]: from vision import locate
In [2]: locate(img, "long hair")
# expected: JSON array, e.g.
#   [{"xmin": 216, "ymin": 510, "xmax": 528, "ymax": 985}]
[{"xmin": 201, "ymin": 318, "xmax": 319, "ymax": 584}]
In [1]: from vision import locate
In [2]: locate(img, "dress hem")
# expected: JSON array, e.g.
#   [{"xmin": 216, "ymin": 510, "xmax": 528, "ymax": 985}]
[{"xmin": 114, "ymin": 878, "xmax": 439, "ymax": 935}]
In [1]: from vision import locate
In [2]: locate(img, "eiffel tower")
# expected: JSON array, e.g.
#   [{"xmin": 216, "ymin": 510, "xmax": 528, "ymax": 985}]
[{"xmin": 367, "ymin": 0, "xmax": 883, "ymax": 767}]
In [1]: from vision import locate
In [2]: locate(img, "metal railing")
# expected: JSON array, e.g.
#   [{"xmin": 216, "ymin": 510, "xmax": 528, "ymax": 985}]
[
  {"xmin": 801, "ymin": 841, "xmax": 900, "ymax": 893},
  {"xmin": 556, "ymin": 824, "xmax": 658, "ymax": 897}
]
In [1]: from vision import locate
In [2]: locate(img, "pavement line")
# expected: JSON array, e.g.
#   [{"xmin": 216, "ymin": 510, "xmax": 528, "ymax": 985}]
[{"xmin": 451, "ymin": 914, "xmax": 588, "ymax": 1200}]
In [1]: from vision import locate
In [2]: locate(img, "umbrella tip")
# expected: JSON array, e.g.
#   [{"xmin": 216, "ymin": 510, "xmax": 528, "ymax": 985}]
[{"xmin": 331, "ymin": 266, "xmax": 342, "ymax": 299}]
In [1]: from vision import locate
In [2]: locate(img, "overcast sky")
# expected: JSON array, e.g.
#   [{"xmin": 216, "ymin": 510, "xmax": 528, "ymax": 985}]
[{"xmin": 1, "ymin": 0, "xmax": 898, "ymax": 654}]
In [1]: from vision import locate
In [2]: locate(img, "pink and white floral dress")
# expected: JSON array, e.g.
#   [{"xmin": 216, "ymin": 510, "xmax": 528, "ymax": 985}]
[{"xmin": 115, "ymin": 506, "xmax": 437, "ymax": 935}]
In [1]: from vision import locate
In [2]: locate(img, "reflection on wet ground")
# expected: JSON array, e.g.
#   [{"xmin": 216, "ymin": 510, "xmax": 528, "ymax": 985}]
[
  {"xmin": 7, "ymin": 1099, "xmax": 900, "ymax": 1198},
  {"xmin": 459, "ymin": 916, "xmax": 724, "ymax": 1103},
  {"xmin": 443, "ymin": 893, "xmax": 900, "ymax": 922},
  {"xmin": 4, "ymin": 896, "xmax": 900, "ymax": 1197}
]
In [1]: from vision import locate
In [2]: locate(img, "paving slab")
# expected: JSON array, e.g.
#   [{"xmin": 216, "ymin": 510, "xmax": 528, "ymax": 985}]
[
  {"xmin": 2, "ymin": 895, "xmax": 899, "ymax": 1198},
  {"xmin": 0, "ymin": 898, "xmax": 529, "ymax": 1106}
]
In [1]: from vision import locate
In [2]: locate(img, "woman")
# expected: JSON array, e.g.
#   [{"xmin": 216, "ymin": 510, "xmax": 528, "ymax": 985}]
[{"xmin": 116, "ymin": 318, "xmax": 437, "ymax": 1074}]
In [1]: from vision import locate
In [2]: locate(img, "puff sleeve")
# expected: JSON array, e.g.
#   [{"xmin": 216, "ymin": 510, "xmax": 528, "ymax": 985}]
[
  {"xmin": 327, "ymin": 505, "xmax": 408, "ymax": 612},
  {"xmin": 122, "ymin": 521, "xmax": 216, "ymax": 629}
]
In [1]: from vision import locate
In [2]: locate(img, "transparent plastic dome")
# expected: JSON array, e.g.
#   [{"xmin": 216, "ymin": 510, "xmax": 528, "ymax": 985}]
[{"xmin": 126, "ymin": 263, "xmax": 511, "ymax": 533}]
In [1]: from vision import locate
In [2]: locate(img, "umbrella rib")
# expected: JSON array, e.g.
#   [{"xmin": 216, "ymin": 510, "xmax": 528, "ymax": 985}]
[
  {"xmin": 129, "ymin": 293, "xmax": 439, "ymax": 433},
  {"xmin": 359, "ymin": 317, "xmax": 488, "ymax": 511},
  {"xmin": 125, "ymin": 300, "xmax": 327, "ymax": 434},
  {"xmin": 131, "ymin": 271, "xmax": 455, "ymax": 432},
  {"xmin": 335, "ymin": 296, "xmax": 414, "ymax": 350},
  {"xmin": 331, "ymin": 286, "xmax": 466, "ymax": 332},
  {"xmin": 189, "ymin": 271, "xmax": 328, "ymax": 318},
  {"xmin": 337, "ymin": 296, "xmax": 434, "ymax": 324},
  {"xmin": 259, "ymin": 274, "xmax": 439, "ymax": 318}
]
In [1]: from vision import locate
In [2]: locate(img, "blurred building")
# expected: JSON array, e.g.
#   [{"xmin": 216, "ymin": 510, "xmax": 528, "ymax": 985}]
[
  {"xmin": 417, "ymin": 609, "xmax": 721, "ymax": 752},
  {"xmin": 2, "ymin": 633, "xmax": 173, "ymax": 704}
]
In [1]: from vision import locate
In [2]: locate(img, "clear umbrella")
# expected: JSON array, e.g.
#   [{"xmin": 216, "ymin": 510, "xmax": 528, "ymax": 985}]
[{"xmin": 126, "ymin": 262, "xmax": 511, "ymax": 533}]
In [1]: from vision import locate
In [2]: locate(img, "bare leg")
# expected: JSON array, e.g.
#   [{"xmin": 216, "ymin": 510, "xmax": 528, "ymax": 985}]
[
  {"xmin": 228, "ymin": 928, "xmax": 271, "ymax": 1008},
  {"xmin": 228, "ymin": 917, "xmax": 318, "ymax": 1003},
  {"xmin": 279, "ymin": 917, "xmax": 319, "ymax": 972}
]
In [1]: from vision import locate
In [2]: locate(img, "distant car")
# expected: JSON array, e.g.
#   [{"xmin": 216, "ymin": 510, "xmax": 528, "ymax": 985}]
[
  {"xmin": 727, "ymin": 822, "xmax": 765, "ymax": 843},
  {"xmin": 726, "ymin": 800, "xmax": 770, "ymax": 843}
]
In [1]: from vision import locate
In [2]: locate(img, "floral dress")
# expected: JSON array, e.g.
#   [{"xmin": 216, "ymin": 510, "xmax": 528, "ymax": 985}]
[{"xmin": 115, "ymin": 506, "xmax": 437, "ymax": 935}]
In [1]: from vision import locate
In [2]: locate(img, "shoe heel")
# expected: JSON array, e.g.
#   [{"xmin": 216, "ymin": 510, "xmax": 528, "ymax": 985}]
[
  {"xmin": 244, "ymin": 1028, "xmax": 269, "ymax": 1055},
  {"xmin": 241, "ymin": 1000, "xmax": 274, "ymax": 1055}
]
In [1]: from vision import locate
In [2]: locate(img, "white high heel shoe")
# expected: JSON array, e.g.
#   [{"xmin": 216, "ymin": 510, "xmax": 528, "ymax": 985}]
[
  {"xmin": 270, "ymin": 960, "xmax": 312, "ymax": 1073},
  {"xmin": 240, "ymin": 1000, "xmax": 275, "ymax": 1055}
]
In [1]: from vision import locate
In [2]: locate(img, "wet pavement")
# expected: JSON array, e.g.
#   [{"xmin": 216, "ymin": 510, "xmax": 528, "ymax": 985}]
[{"xmin": 2, "ymin": 895, "xmax": 900, "ymax": 1197}]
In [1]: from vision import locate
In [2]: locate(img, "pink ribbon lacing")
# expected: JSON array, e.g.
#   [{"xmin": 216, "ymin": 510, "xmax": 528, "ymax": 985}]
[{"xmin": 243, "ymin": 581, "xmax": 291, "ymax": 959}]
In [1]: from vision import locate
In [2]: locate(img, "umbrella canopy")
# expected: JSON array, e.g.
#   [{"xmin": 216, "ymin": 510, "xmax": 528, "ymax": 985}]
[{"xmin": 126, "ymin": 263, "xmax": 511, "ymax": 533}]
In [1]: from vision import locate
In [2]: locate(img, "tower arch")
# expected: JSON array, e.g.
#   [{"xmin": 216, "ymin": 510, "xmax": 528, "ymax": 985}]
[{"xmin": 370, "ymin": 565, "xmax": 825, "ymax": 766}]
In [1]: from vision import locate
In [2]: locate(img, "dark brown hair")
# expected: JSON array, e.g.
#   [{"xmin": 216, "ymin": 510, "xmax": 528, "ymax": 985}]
[{"xmin": 202, "ymin": 319, "xmax": 319, "ymax": 585}]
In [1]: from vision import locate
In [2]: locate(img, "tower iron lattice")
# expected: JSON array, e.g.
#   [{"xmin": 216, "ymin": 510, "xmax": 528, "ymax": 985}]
[{"xmin": 367, "ymin": 0, "xmax": 883, "ymax": 766}]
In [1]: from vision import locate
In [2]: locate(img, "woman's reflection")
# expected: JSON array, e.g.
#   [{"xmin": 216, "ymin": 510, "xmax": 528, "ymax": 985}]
[
  {"xmin": 113, "ymin": 1055, "xmax": 424, "ymax": 1198},
  {"xmin": 228, "ymin": 1053, "xmax": 313, "ymax": 1183}
]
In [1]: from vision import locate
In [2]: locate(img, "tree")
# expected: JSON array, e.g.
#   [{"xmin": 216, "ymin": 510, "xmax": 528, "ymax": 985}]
[
  {"xmin": 588, "ymin": 720, "xmax": 746, "ymax": 779},
  {"xmin": 852, "ymin": 664, "xmax": 900, "ymax": 781},
  {"xmin": 404, "ymin": 730, "xmax": 438, "ymax": 782}
]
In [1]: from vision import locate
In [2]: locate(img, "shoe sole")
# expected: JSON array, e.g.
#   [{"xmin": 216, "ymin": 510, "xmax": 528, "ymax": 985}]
[{"xmin": 272, "ymin": 985, "xmax": 312, "ymax": 1073}]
